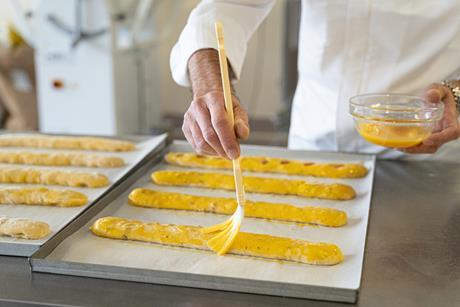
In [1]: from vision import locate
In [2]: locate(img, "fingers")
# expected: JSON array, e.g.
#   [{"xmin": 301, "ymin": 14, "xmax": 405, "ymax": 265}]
[
  {"xmin": 182, "ymin": 111, "xmax": 216, "ymax": 156},
  {"xmin": 189, "ymin": 120, "xmax": 216, "ymax": 155},
  {"xmin": 423, "ymin": 83, "xmax": 449, "ymax": 103},
  {"xmin": 400, "ymin": 83, "xmax": 460, "ymax": 154},
  {"xmin": 424, "ymin": 83, "xmax": 457, "ymax": 116},
  {"xmin": 398, "ymin": 125, "xmax": 460, "ymax": 154},
  {"xmin": 424, "ymin": 88, "xmax": 442, "ymax": 104},
  {"xmin": 191, "ymin": 99, "xmax": 227, "ymax": 157},
  {"xmin": 423, "ymin": 83, "xmax": 460, "ymax": 145},
  {"xmin": 182, "ymin": 118, "xmax": 196, "ymax": 149},
  {"xmin": 182, "ymin": 91, "xmax": 249, "ymax": 159},
  {"xmin": 399, "ymin": 144, "xmax": 439, "ymax": 154},
  {"xmin": 208, "ymin": 96, "xmax": 240, "ymax": 159},
  {"xmin": 423, "ymin": 127, "xmax": 460, "ymax": 147}
]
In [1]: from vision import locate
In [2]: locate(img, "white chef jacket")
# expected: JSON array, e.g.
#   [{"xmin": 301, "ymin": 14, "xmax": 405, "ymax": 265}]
[{"xmin": 170, "ymin": 0, "xmax": 460, "ymax": 163}]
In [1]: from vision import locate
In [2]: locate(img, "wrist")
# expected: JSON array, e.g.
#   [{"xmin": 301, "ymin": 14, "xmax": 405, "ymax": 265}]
[
  {"xmin": 188, "ymin": 48, "xmax": 236, "ymax": 99},
  {"xmin": 192, "ymin": 90, "xmax": 241, "ymax": 107},
  {"xmin": 192, "ymin": 88, "xmax": 224, "ymax": 100}
]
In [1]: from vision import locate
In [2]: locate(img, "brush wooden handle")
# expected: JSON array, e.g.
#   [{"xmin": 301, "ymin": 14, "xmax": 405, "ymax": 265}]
[
  {"xmin": 215, "ymin": 21, "xmax": 235, "ymax": 125},
  {"xmin": 0, "ymin": 216, "xmax": 50, "ymax": 239},
  {"xmin": 165, "ymin": 152, "xmax": 368, "ymax": 178},
  {"xmin": 0, "ymin": 167, "xmax": 109, "ymax": 188},
  {"xmin": 129, "ymin": 189, "xmax": 347, "ymax": 227},
  {"xmin": 91, "ymin": 216, "xmax": 343, "ymax": 265},
  {"xmin": 0, "ymin": 188, "xmax": 87, "ymax": 207},
  {"xmin": 0, "ymin": 135, "xmax": 135, "ymax": 152},
  {"xmin": 0, "ymin": 151, "xmax": 124, "ymax": 168},
  {"xmin": 215, "ymin": 21, "xmax": 245, "ymax": 207},
  {"xmin": 151, "ymin": 170, "xmax": 356, "ymax": 201}
]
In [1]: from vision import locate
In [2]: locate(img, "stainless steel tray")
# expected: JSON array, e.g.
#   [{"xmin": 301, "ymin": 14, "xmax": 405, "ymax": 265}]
[
  {"xmin": 31, "ymin": 141, "xmax": 375, "ymax": 303},
  {"xmin": 0, "ymin": 132, "xmax": 168, "ymax": 256}
]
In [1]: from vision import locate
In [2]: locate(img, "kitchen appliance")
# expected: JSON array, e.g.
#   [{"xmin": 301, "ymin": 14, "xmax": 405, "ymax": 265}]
[{"xmin": 10, "ymin": 0, "xmax": 177, "ymax": 135}]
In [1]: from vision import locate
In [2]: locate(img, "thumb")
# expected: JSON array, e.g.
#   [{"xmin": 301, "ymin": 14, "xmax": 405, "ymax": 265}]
[
  {"xmin": 235, "ymin": 118, "xmax": 249, "ymax": 140},
  {"xmin": 424, "ymin": 87, "xmax": 443, "ymax": 104},
  {"xmin": 233, "ymin": 104, "xmax": 250, "ymax": 140}
]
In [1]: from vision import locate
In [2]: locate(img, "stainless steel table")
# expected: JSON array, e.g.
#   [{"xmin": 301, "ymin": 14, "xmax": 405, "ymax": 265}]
[{"xmin": 1, "ymin": 160, "xmax": 459, "ymax": 307}]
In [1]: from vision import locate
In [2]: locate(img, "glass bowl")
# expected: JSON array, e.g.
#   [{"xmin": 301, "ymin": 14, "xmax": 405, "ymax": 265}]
[{"xmin": 349, "ymin": 94, "xmax": 444, "ymax": 148}]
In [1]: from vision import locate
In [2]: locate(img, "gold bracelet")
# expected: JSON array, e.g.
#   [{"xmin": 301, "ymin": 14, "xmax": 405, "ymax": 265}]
[{"xmin": 441, "ymin": 80, "xmax": 460, "ymax": 114}]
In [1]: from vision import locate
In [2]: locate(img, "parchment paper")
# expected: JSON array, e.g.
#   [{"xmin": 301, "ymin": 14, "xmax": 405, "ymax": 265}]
[
  {"xmin": 42, "ymin": 141, "xmax": 375, "ymax": 291},
  {"xmin": 0, "ymin": 133, "xmax": 167, "ymax": 247}
]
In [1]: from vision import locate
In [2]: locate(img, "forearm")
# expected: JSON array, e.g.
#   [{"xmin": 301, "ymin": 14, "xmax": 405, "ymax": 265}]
[{"xmin": 188, "ymin": 49, "xmax": 235, "ymax": 98}]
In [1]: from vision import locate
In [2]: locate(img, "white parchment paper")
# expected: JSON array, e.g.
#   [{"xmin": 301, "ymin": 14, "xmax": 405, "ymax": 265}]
[
  {"xmin": 0, "ymin": 133, "xmax": 167, "ymax": 247},
  {"xmin": 44, "ymin": 141, "xmax": 375, "ymax": 291}
]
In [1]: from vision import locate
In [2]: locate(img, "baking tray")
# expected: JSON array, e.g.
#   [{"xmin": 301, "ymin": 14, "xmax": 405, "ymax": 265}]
[
  {"xmin": 31, "ymin": 141, "xmax": 375, "ymax": 303},
  {"xmin": 0, "ymin": 132, "xmax": 168, "ymax": 256}
]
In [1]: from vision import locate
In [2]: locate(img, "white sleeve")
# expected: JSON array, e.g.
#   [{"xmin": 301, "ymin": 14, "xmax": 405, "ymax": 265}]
[{"xmin": 170, "ymin": 0, "xmax": 276, "ymax": 87}]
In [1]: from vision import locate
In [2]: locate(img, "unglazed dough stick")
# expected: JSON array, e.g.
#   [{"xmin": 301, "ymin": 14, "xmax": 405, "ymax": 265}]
[
  {"xmin": 91, "ymin": 217, "xmax": 343, "ymax": 265},
  {"xmin": 165, "ymin": 152, "xmax": 368, "ymax": 179},
  {"xmin": 0, "ymin": 151, "xmax": 124, "ymax": 168},
  {"xmin": 129, "ymin": 189, "xmax": 347, "ymax": 227},
  {"xmin": 0, "ymin": 135, "xmax": 135, "ymax": 152},
  {"xmin": 0, "ymin": 188, "xmax": 88, "ymax": 207},
  {"xmin": 0, "ymin": 216, "xmax": 50, "ymax": 239},
  {"xmin": 0, "ymin": 167, "xmax": 109, "ymax": 188},
  {"xmin": 151, "ymin": 170, "xmax": 356, "ymax": 201}
]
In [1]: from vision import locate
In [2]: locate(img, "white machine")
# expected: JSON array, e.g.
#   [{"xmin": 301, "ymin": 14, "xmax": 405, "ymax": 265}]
[{"xmin": 10, "ymin": 0, "xmax": 176, "ymax": 135}]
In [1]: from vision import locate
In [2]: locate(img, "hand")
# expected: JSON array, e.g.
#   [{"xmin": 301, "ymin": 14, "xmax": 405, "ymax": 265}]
[
  {"xmin": 182, "ymin": 90, "xmax": 250, "ymax": 159},
  {"xmin": 401, "ymin": 83, "xmax": 460, "ymax": 154}
]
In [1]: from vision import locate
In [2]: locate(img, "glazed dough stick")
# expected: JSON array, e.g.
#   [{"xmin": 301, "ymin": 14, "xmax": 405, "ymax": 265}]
[
  {"xmin": 0, "ymin": 216, "xmax": 50, "ymax": 239},
  {"xmin": 0, "ymin": 187, "xmax": 88, "ymax": 207},
  {"xmin": 151, "ymin": 170, "xmax": 356, "ymax": 201},
  {"xmin": 0, "ymin": 151, "xmax": 124, "ymax": 168},
  {"xmin": 165, "ymin": 152, "xmax": 368, "ymax": 179},
  {"xmin": 91, "ymin": 216, "xmax": 344, "ymax": 265},
  {"xmin": 129, "ymin": 189, "xmax": 347, "ymax": 227},
  {"xmin": 0, "ymin": 135, "xmax": 135, "ymax": 151},
  {"xmin": 0, "ymin": 167, "xmax": 109, "ymax": 188}
]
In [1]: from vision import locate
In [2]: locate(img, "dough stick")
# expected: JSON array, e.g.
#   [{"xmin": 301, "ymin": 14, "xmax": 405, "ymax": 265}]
[
  {"xmin": 91, "ymin": 216, "xmax": 343, "ymax": 265},
  {"xmin": 0, "ymin": 187, "xmax": 88, "ymax": 207},
  {"xmin": 0, "ymin": 151, "xmax": 124, "ymax": 168},
  {"xmin": 129, "ymin": 189, "xmax": 347, "ymax": 227},
  {"xmin": 0, "ymin": 167, "xmax": 109, "ymax": 188},
  {"xmin": 151, "ymin": 170, "xmax": 356, "ymax": 201},
  {"xmin": 165, "ymin": 152, "xmax": 368, "ymax": 178},
  {"xmin": 0, "ymin": 216, "xmax": 50, "ymax": 239},
  {"xmin": 0, "ymin": 135, "xmax": 135, "ymax": 151}
]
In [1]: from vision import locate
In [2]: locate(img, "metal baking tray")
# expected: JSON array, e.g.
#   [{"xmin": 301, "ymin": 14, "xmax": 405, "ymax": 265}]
[
  {"xmin": 31, "ymin": 141, "xmax": 375, "ymax": 303},
  {"xmin": 0, "ymin": 132, "xmax": 168, "ymax": 256}
]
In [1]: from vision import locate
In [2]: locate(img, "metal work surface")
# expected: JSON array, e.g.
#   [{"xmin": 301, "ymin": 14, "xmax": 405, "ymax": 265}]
[{"xmin": 0, "ymin": 160, "xmax": 459, "ymax": 307}]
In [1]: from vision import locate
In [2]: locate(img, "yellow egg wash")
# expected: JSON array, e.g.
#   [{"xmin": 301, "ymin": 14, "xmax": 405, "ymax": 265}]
[
  {"xmin": 357, "ymin": 122, "xmax": 431, "ymax": 148},
  {"xmin": 90, "ymin": 216, "xmax": 344, "ymax": 265},
  {"xmin": 128, "ymin": 189, "xmax": 347, "ymax": 227},
  {"xmin": 151, "ymin": 170, "xmax": 356, "ymax": 201},
  {"xmin": 165, "ymin": 152, "xmax": 368, "ymax": 179}
]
